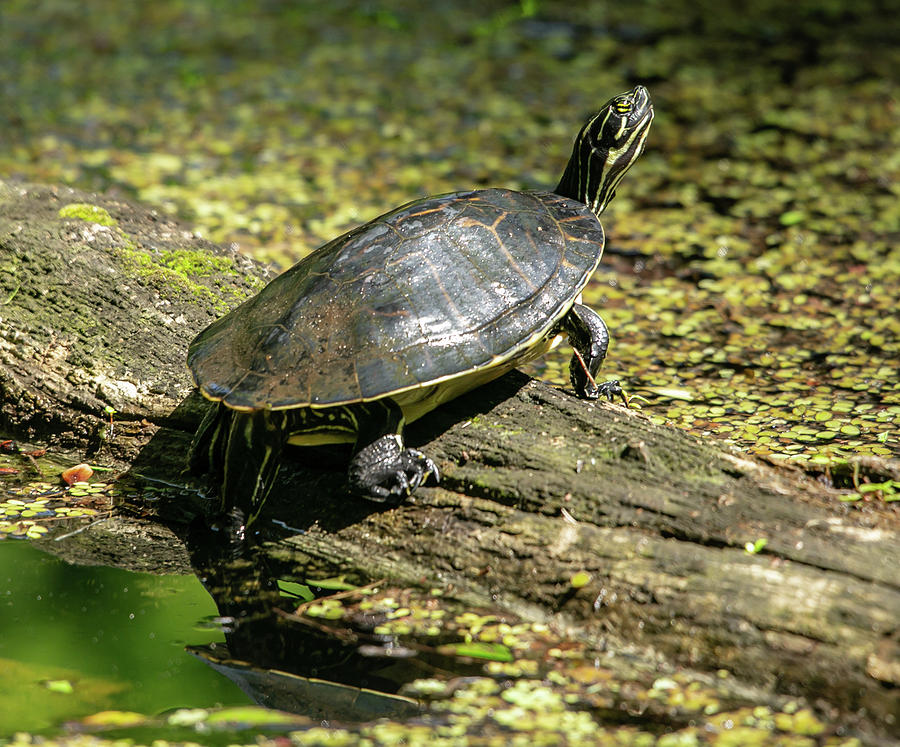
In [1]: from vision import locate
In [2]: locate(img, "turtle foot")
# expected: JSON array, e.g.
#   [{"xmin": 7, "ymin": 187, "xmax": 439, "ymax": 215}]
[
  {"xmin": 596, "ymin": 379, "xmax": 627, "ymax": 404},
  {"xmin": 572, "ymin": 367, "xmax": 626, "ymax": 404},
  {"xmin": 349, "ymin": 435, "xmax": 440, "ymax": 503}
]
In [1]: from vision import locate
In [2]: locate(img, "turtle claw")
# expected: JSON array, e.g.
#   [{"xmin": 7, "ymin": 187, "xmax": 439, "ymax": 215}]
[
  {"xmin": 349, "ymin": 436, "xmax": 440, "ymax": 503},
  {"xmin": 596, "ymin": 379, "xmax": 627, "ymax": 405},
  {"xmin": 402, "ymin": 448, "xmax": 441, "ymax": 490}
]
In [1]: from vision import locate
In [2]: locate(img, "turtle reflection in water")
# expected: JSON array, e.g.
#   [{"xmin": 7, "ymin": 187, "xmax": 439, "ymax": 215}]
[{"xmin": 187, "ymin": 86, "xmax": 654, "ymax": 532}]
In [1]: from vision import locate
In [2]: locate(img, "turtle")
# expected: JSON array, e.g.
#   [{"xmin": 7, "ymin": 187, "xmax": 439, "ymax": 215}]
[{"xmin": 187, "ymin": 85, "xmax": 653, "ymax": 531}]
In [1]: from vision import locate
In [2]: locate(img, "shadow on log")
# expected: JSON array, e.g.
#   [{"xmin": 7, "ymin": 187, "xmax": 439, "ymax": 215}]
[{"xmin": 2, "ymin": 181, "xmax": 898, "ymax": 741}]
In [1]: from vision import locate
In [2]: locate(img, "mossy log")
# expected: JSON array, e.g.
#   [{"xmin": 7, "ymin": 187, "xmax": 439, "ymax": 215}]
[{"xmin": 1, "ymin": 181, "xmax": 898, "ymax": 736}]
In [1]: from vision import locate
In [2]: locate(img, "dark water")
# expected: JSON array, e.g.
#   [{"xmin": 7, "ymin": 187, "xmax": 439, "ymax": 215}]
[{"xmin": 0, "ymin": 540, "xmax": 249, "ymax": 735}]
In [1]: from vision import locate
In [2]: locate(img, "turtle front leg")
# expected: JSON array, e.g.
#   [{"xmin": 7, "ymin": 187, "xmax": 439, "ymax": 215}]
[
  {"xmin": 348, "ymin": 399, "xmax": 440, "ymax": 503},
  {"xmin": 560, "ymin": 302, "xmax": 623, "ymax": 402}
]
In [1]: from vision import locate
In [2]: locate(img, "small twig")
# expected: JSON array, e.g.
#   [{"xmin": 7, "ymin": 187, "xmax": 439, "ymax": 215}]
[
  {"xmin": 53, "ymin": 516, "xmax": 111, "ymax": 541},
  {"xmin": 1, "ymin": 283, "xmax": 20, "ymax": 306},
  {"xmin": 269, "ymin": 518, "xmax": 307, "ymax": 535},
  {"xmin": 571, "ymin": 347, "xmax": 630, "ymax": 406},
  {"xmin": 274, "ymin": 605, "xmax": 363, "ymax": 644},
  {"xmin": 131, "ymin": 472, "xmax": 203, "ymax": 495},
  {"xmin": 25, "ymin": 453, "xmax": 43, "ymax": 477},
  {"xmin": 291, "ymin": 577, "xmax": 387, "ymax": 616},
  {"xmin": 570, "ymin": 347, "xmax": 598, "ymax": 391}
]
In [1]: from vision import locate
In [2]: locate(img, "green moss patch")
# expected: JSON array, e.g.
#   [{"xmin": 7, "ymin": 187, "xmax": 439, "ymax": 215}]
[{"xmin": 58, "ymin": 203, "xmax": 118, "ymax": 227}]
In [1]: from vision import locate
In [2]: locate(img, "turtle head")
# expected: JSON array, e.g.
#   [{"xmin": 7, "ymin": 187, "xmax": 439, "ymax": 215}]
[{"xmin": 556, "ymin": 85, "xmax": 653, "ymax": 216}]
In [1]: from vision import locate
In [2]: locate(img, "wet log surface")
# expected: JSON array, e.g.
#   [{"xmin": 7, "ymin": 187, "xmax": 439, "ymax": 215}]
[{"xmin": 2, "ymin": 181, "xmax": 898, "ymax": 739}]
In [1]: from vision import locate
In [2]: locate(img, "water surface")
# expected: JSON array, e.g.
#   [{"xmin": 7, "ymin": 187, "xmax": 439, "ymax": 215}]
[{"xmin": 0, "ymin": 540, "xmax": 249, "ymax": 735}]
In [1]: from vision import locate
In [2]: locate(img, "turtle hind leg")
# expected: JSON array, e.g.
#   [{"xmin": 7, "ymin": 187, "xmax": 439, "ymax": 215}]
[
  {"xmin": 189, "ymin": 404, "xmax": 289, "ymax": 531},
  {"xmin": 561, "ymin": 302, "xmax": 623, "ymax": 402},
  {"xmin": 220, "ymin": 409, "xmax": 290, "ymax": 528},
  {"xmin": 187, "ymin": 402, "xmax": 228, "ymax": 478},
  {"xmin": 347, "ymin": 399, "xmax": 440, "ymax": 503}
]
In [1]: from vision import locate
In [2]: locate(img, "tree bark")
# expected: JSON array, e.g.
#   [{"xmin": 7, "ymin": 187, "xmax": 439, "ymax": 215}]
[
  {"xmin": 2, "ymin": 181, "xmax": 897, "ymax": 738},
  {"xmin": 0, "ymin": 180, "xmax": 270, "ymax": 458}
]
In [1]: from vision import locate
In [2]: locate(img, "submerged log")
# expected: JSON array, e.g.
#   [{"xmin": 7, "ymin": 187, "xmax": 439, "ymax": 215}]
[{"xmin": 1, "ymin": 181, "xmax": 897, "ymax": 738}]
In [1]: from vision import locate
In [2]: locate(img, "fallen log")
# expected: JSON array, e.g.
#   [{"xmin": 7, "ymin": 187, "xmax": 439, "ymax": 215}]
[{"xmin": 1, "ymin": 181, "xmax": 897, "ymax": 740}]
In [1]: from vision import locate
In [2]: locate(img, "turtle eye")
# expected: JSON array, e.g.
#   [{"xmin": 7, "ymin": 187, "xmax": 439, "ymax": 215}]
[{"xmin": 614, "ymin": 99, "xmax": 632, "ymax": 115}]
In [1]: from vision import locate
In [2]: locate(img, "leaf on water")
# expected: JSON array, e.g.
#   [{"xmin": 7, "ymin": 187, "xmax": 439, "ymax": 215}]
[
  {"xmin": 307, "ymin": 576, "xmax": 359, "ymax": 591},
  {"xmin": 81, "ymin": 710, "xmax": 148, "ymax": 727},
  {"xmin": 645, "ymin": 387, "xmax": 694, "ymax": 401},
  {"xmin": 779, "ymin": 210, "xmax": 807, "ymax": 226},
  {"xmin": 204, "ymin": 705, "xmax": 308, "ymax": 727},
  {"xmin": 439, "ymin": 642, "xmax": 515, "ymax": 662},
  {"xmin": 276, "ymin": 579, "xmax": 314, "ymax": 601},
  {"xmin": 857, "ymin": 480, "xmax": 897, "ymax": 494},
  {"xmin": 43, "ymin": 679, "xmax": 74, "ymax": 695}
]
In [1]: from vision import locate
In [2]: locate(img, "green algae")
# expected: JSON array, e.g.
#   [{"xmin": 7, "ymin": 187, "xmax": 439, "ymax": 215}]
[
  {"xmin": 258, "ymin": 584, "xmax": 872, "ymax": 743},
  {"xmin": 1, "ymin": 3, "xmax": 895, "ymax": 744},
  {"xmin": 3, "ymin": 1, "xmax": 897, "ymax": 473}
]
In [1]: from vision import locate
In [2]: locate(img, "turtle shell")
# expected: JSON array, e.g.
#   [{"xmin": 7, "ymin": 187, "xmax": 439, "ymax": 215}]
[{"xmin": 187, "ymin": 188, "xmax": 605, "ymax": 410}]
